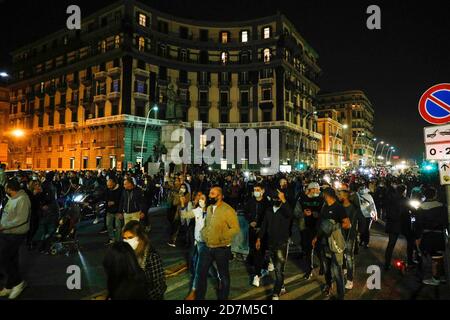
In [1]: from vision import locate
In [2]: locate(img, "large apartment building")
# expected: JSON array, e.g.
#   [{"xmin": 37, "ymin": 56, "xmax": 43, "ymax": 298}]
[
  {"xmin": 8, "ymin": 0, "xmax": 321, "ymax": 170},
  {"xmin": 317, "ymin": 90, "xmax": 375, "ymax": 166},
  {"xmin": 0, "ymin": 86, "xmax": 9, "ymax": 164}
]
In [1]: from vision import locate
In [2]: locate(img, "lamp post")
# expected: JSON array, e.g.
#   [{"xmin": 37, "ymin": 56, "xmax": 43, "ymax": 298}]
[
  {"xmin": 387, "ymin": 148, "xmax": 396, "ymax": 163},
  {"xmin": 374, "ymin": 140, "xmax": 384, "ymax": 165},
  {"xmin": 139, "ymin": 104, "xmax": 159, "ymax": 167},
  {"xmin": 379, "ymin": 143, "xmax": 389, "ymax": 164}
]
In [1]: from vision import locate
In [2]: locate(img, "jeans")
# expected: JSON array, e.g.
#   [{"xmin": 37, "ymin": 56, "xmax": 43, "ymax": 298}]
[
  {"xmin": 196, "ymin": 246, "xmax": 232, "ymax": 300},
  {"xmin": 0, "ymin": 234, "xmax": 26, "ymax": 289},
  {"xmin": 106, "ymin": 212, "xmax": 123, "ymax": 242},
  {"xmin": 385, "ymin": 233, "xmax": 416, "ymax": 266},
  {"xmin": 322, "ymin": 251, "xmax": 345, "ymax": 300},
  {"xmin": 268, "ymin": 243, "xmax": 289, "ymax": 296},
  {"xmin": 344, "ymin": 238, "xmax": 356, "ymax": 281}
]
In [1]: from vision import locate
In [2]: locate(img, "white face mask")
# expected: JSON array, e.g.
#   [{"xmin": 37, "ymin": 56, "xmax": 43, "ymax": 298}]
[
  {"xmin": 198, "ymin": 200, "xmax": 206, "ymax": 208},
  {"xmin": 124, "ymin": 237, "xmax": 139, "ymax": 251},
  {"xmin": 254, "ymin": 191, "xmax": 262, "ymax": 198},
  {"xmin": 180, "ymin": 188, "xmax": 186, "ymax": 193}
]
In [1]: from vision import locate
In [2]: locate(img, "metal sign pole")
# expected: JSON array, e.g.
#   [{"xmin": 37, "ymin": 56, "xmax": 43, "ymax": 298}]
[{"xmin": 446, "ymin": 185, "xmax": 450, "ymax": 288}]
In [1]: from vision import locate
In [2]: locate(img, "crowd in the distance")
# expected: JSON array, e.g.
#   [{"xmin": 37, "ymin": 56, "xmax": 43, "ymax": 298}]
[{"xmin": 0, "ymin": 162, "xmax": 448, "ymax": 300}]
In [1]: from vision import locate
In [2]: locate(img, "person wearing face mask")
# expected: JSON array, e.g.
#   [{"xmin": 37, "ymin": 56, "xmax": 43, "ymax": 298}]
[
  {"xmin": 256, "ymin": 189, "xmax": 292, "ymax": 300},
  {"xmin": 122, "ymin": 221, "xmax": 166, "ymax": 300},
  {"xmin": 196, "ymin": 187, "xmax": 239, "ymax": 300},
  {"xmin": 244, "ymin": 184, "xmax": 271, "ymax": 287},
  {"xmin": 294, "ymin": 182, "xmax": 323, "ymax": 280},
  {"xmin": 168, "ymin": 183, "xmax": 190, "ymax": 248},
  {"xmin": 0, "ymin": 179, "xmax": 31, "ymax": 300},
  {"xmin": 180, "ymin": 192, "xmax": 215, "ymax": 300}
]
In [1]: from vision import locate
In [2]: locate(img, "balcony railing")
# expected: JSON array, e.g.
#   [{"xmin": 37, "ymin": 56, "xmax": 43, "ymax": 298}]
[
  {"xmin": 134, "ymin": 68, "xmax": 150, "ymax": 77},
  {"xmin": 259, "ymin": 77, "xmax": 274, "ymax": 85},
  {"xmin": 94, "ymin": 71, "xmax": 108, "ymax": 81},
  {"xmin": 107, "ymin": 67, "xmax": 121, "ymax": 77},
  {"xmin": 107, "ymin": 92, "xmax": 121, "ymax": 100},
  {"xmin": 133, "ymin": 92, "xmax": 149, "ymax": 100},
  {"xmin": 94, "ymin": 94, "xmax": 107, "ymax": 103}
]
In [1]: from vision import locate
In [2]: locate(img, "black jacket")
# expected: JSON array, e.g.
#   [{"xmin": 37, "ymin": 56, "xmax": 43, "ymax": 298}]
[
  {"xmin": 105, "ymin": 185, "xmax": 123, "ymax": 214},
  {"xmin": 119, "ymin": 188, "xmax": 147, "ymax": 214},
  {"xmin": 415, "ymin": 201, "xmax": 449, "ymax": 238},
  {"xmin": 385, "ymin": 194, "xmax": 411, "ymax": 235},
  {"xmin": 258, "ymin": 203, "xmax": 293, "ymax": 248},
  {"xmin": 244, "ymin": 196, "xmax": 271, "ymax": 228}
]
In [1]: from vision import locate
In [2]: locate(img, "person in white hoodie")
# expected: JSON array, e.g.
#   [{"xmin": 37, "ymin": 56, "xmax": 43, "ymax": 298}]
[
  {"xmin": 0, "ymin": 179, "xmax": 31, "ymax": 299},
  {"xmin": 357, "ymin": 184, "xmax": 378, "ymax": 248}
]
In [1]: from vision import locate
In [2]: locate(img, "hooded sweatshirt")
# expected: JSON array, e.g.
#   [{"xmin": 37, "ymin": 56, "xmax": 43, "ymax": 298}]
[{"xmin": 1, "ymin": 189, "xmax": 32, "ymax": 235}]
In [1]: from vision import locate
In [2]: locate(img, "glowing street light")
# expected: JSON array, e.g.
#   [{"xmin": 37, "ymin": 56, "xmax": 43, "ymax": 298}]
[
  {"xmin": 0, "ymin": 72, "xmax": 9, "ymax": 78},
  {"xmin": 11, "ymin": 129, "xmax": 25, "ymax": 138}
]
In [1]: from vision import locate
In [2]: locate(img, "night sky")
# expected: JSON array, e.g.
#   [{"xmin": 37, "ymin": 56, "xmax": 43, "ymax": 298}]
[{"xmin": 1, "ymin": 0, "xmax": 449, "ymax": 161}]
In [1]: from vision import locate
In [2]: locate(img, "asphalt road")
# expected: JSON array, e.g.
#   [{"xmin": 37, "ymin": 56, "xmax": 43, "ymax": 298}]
[{"xmin": 2, "ymin": 207, "xmax": 449, "ymax": 300}]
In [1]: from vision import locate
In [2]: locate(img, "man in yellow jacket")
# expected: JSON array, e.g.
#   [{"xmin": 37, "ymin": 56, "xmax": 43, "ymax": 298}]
[{"xmin": 196, "ymin": 186, "xmax": 240, "ymax": 300}]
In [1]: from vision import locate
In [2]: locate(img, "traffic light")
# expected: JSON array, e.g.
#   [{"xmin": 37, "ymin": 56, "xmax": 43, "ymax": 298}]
[{"xmin": 421, "ymin": 161, "xmax": 437, "ymax": 173}]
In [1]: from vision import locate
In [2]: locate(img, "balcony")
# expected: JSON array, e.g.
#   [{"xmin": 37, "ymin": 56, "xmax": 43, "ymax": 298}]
[
  {"xmin": 57, "ymin": 83, "xmax": 68, "ymax": 92},
  {"xmin": 67, "ymin": 144, "xmax": 77, "ymax": 151},
  {"xmin": 66, "ymin": 122, "xmax": 78, "ymax": 129},
  {"xmin": 34, "ymin": 146, "xmax": 42, "ymax": 153},
  {"xmin": 219, "ymin": 102, "xmax": 232, "ymax": 109},
  {"xmin": 133, "ymin": 92, "xmax": 149, "ymax": 100},
  {"xmin": 134, "ymin": 68, "xmax": 150, "ymax": 78},
  {"xmin": 94, "ymin": 94, "xmax": 107, "ymax": 103},
  {"xmin": 108, "ymin": 67, "xmax": 121, "ymax": 77},
  {"xmin": 238, "ymin": 101, "xmax": 252, "ymax": 109},
  {"xmin": 157, "ymin": 76, "xmax": 171, "ymax": 86},
  {"xmin": 197, "ymin": 101, "xmax": 211, "ymax": 109},
  {"xmin": 81, "ymin": 142, "xmax": 90, "ymax": 150},
  {"xmin": 46, "ymin": 146, "xmax": 53, "ymax": 152},
  {"xmin": 94, "ymin": 71, "xmax": 108, "ymax": 81},
  {"xmin": 55, "ymin": 124, "xmax": 66, "ymax": 130},
  {"xmin": 197, "ymin": 80, "xmax": 211, "ymax": 88},
  {"xmin": 259, "ymin": 77, "xmax": 274, "ymax": 85},
  {"xmin": 57, "ymin": 145, "xmax": 64, "ymax": 152},
  {"xmin": 286, "ymin": 101, "xmax": 295, "ymax": 109},
  {"xmin": 107, "ymin": 92, "xmax": 121, "ymax": 101},
  {"xmin": 81, "ymin": 76, "xmax": 92, "ymax": 86}
]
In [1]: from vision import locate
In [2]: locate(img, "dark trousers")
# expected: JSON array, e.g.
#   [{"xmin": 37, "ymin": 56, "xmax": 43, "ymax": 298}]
[
  {"xmin": 268, "ymin": 243, "xmax": 289, "ymax": 296},
  {"xmin": 322, "ymin": 251, "xmax": 345, "ymax": 299},
  {"xmin": 168, "ymin": 207, "xmax": 181, "ymax": 244},
  {"xmin": 301, "ymin": 228, "xmax": 315, "ymax": 274},
  {"xmin": 248, "ymin": 228, "xmax": 266, "ymax": 277},
  {"xmin": 0, "ymin": 233, "xmax": 26, "ymax": 289},
  {"xmin": 385, "ymin": 233, "xmax": 416, "ymax": 266},
  {"xmin": 360, "ymin": 217, "xmax": 372, "ymax": 245},
  {"xmin": 196, "ymin": 246, "xmax": 232, "ymax": 300}
]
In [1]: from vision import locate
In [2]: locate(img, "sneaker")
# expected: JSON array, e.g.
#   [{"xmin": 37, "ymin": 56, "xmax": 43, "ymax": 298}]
[
  {"xmin": 185, "ymin": 290, "xmax": 196, "ymax": 300},
  {"xmin": 8, "ymin": 281, "xmax": 26, "ymax": 300},
  {"xmin": 303, "ymin": 272, "xmax": 312, "ymax": 280},
  {"xmin": 272, "ymin": 295, "xmax": 279, "ymax": 300},
  {"xmin": 167, "ymin": 242, "xmax": 176, "ymax": 248},
  {"xmin": 261, "ymin": 269, "xmax": 269, "ymax": 278},
  {"xmin": 280, "ymin": 286, "xmax": 287, "ymax": 295},
  {"xmin": 422, "ymin": 278, "xmax": 440, "ymax": 286},
  {"xmin": 99, "ymin": 229, "xmax": 108, "ymax": 234},
  {"xmin": 0, "ymin": 288, "xmax": 11, "ymax": 297},
  {"xmin": 252, "ymin": 275, "xmax": 260, "ymax": 287},
  {"xmin": 93, "ymin": 218, "xmax": 99, "ymax": 225},
  {"xmin": 345, "ymin": 280, "xmax": 353, "ymax": 290},
  {"xmin": 268, "ymin": 262, "xmax": 275, "ymax": 272}
]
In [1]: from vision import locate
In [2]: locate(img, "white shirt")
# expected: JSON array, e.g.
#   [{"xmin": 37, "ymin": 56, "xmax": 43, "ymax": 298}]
[{"xmin": 192, "ymin": 207, "xmax": 207, "ymax": 242}]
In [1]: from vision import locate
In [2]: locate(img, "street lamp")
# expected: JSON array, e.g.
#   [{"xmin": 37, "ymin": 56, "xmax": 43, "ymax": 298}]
[
  {"xmin": 388, "ymin": 148, "xmax": 396, "ymax": 162},
  {"xmin": 0, "ymin": 72, "xmax": 9, "ymax": 78},
  {"xmin": 380, "ymin": 143, "xmax": 390, "ymax": 161},
  {"xmin": 139, "ymin": 104, "xmax": 159, "ymax": 167},
  {"xmin": 11, "ymin": 129, "xmax": 25, "ymax": 138}
]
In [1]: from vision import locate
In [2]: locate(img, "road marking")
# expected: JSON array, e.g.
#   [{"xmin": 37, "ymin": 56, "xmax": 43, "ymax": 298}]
[{"xmin": 166, "ymin": 276, "xmax": 191, "ymax": 294}]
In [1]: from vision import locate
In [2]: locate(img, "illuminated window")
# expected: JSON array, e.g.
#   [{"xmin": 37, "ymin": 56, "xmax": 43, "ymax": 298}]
[
  {"xmin": 241, "ymin": 30, "xmax": 248, "ymax": 43},
  {"xmin": 220, "ymin": 51, "xmax": 228, "ymax": 65},
  {"xmin": 138, "ymin": 37, "xmax": 145, "ymax": 52},
  {"xmin": 101, "ymin": 40, "xmax": 106, "ymax": 53},
  {"xmin": 220, "ymin": 32, "xmax": 228, "ymax": 44},
  {"xmin": 264, "ymin": 48, "xmax": 271, "ymax": 63},
  {"xmin": 139, "ymin": 13, "xmax": 146, "ymax": 27},
  {"xmin": 114, "ymin": 35, "xmax": 120, "ymax": 48},
  {"xmin": 263, "ymin": 27, "xmax": 271, "ymax": 39}
]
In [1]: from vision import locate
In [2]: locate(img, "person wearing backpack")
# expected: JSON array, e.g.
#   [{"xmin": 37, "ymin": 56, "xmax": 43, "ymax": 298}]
[
  {"xmin": 357, "ymin": 184, "xmax": 378, "ymax": 248},
  {"xmin": 313, "ymin": 188, "xmax": 350, "ymax": 300}
]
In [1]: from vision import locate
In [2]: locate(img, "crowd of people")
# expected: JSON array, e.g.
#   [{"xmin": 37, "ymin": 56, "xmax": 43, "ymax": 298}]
[{"xmin": 0, "ymin": 163, "xmax": 448, "ymax": 300}]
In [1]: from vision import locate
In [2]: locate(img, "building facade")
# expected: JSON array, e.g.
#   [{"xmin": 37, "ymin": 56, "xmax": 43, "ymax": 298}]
[
  {"xmin": 0, "ymin": 86, "xmax": 9, "ymax": 164},
  {"xmin": 9, "ymin": 0, "xmax": 322, "ymax": 171},
  {"xmin": 316, "ymin": 109, "xmax": 343, "ymax": 169},
  {"xmin": 317, "ymin": 90, "xmax": 375, "ymax": 167}
]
